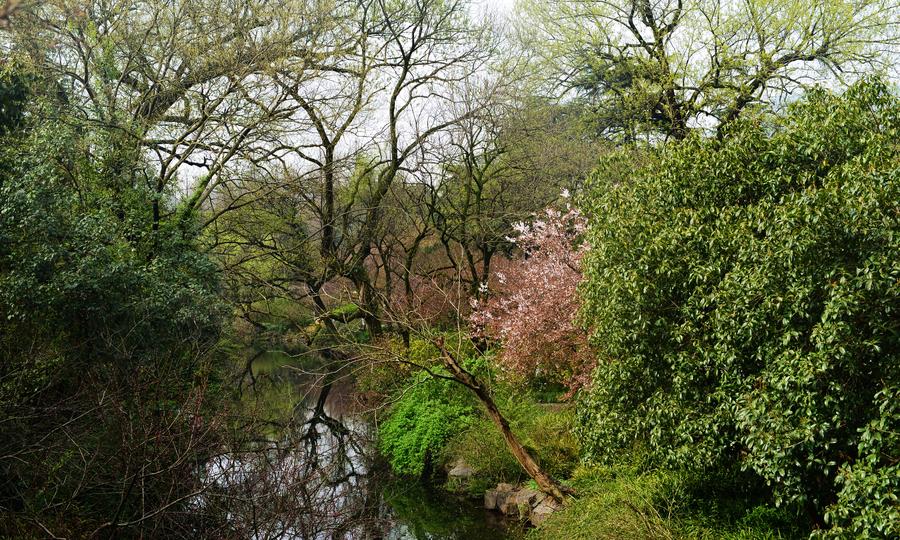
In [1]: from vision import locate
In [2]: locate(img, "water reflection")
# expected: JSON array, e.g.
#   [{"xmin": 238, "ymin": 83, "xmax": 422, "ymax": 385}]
[{"xmin": 205, "ymin": 351, "xmax": 518, "ymax": 539}]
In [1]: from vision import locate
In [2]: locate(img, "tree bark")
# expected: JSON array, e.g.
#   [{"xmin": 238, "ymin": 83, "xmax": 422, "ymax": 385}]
[
  {"xmin": 351, "ymin": 266, "xmax": 382, "ymax": 337},
  {"xmin": 435, "ymin": 338, "xmax": 571, "ymax": 503}
]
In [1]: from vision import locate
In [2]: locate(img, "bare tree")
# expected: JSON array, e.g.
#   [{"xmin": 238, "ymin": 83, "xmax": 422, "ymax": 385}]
[
  {"xmin": 237, "ymin": 0, "xmax": 503, "ymax": 337},
  {"xmin": 8, "ymin": 0, "xmax": 342, "ymax": 231}
]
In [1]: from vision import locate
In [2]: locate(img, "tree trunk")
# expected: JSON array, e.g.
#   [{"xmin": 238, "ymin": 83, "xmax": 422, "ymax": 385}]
[
  {"xmin": 353, "ymin": 269, "xmax": 382, "ymax": 337},
  {"xmin": 435, "ymin": 339, "xmax": 571, "ymax": 503}
]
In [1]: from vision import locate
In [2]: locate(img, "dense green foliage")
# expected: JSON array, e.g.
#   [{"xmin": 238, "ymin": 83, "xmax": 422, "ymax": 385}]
[
  {"xmin": 0, "ymin": 72, "xmax": 226, "ymax": 535},
  {"xmin": 818, "ymin": 386, "xmax": 900, "ymax": 537},
  {"xmin": 530, "ymin": 461, "xmax": 806, "ymax": 540},
  {"xmin": 577, "ymin": 80, "xmax": 900, "ymax": 534},
  {"xmin": 378, "ymin": 370, "xmax": 478, "ymax": 477},
  {"xmin": 0, "ymin": 123, "xmax": 223, "ymax": 356},
  {"xmin": 376, "ymin": 336, "xmax": 580, "ymax": 483},
  {"xmin": 0, "ymin": 67, "xmax": 28, "ymax": 135}
]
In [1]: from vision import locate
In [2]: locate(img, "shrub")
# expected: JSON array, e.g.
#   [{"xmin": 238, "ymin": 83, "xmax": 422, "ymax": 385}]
[
  {"xmin": 577, "ymin": 78, "xmax": 900, "ymax": 532},
  {"xmin": 378, "ymin": 367, "xmax": 478, "ymax": 477},
  {"xmin": 815, "ymin": 387, "xmax": 900, "ymax": 538},
  {"xmin": 446, "ymin": 415, "xmax": 524, "ymax": 486}
]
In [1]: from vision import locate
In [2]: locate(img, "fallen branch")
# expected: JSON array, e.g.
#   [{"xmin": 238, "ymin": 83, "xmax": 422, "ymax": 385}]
[{"xmin": 434, "ymin": 336, "xmax": 574, "ymax": 504}]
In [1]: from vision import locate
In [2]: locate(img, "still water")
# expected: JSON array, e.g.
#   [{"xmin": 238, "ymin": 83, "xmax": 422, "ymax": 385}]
[{"xmin": 210, "ymin": 350, "xmax": 521, "ymax": 539}]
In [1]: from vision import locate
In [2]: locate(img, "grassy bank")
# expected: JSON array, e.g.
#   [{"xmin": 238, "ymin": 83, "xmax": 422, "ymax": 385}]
[
  {"xmin": 378, "ymin": 384, "xmax": 806, "ymax": 538},
  {"xmin": 443, "ymin": 400, "xmax": 808, "ymax": 539},
  {"xmin": 528, "ymin": 463, "xmax": 807, "ymax": 540}
]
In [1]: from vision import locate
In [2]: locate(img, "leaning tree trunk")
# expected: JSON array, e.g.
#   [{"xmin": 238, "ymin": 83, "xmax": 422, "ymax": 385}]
[{"xmin": 435, "ymin": 339, "xmax": 571, "ymax": 503}]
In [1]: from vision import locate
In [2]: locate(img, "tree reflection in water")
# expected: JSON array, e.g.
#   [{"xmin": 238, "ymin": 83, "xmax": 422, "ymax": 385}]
[
  {"xmin": 201, "ymin": 356, "xmax": 383, "ymax": 539},
  {"xmin": 197, "ymin": 352, "xmax": 518, "ymax": 539}
]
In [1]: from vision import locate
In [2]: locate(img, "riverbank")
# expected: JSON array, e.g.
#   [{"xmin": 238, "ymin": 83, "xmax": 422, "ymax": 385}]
[
  {"xmin": 376, "ymin": 371, "xmax": 812, "ymax": 540},
  {"xmin": 242, "ymin": 345, "xmax": 810, "ymax": 540}
]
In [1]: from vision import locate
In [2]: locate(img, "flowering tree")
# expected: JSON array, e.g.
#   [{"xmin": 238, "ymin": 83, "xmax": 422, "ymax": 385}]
[{"xmin": 471, "ymin": 204, "xmax": 593, "ymax": 394}]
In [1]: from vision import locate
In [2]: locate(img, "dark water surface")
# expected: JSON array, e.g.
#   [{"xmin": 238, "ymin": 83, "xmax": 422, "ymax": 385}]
[
  {"xmin": 230, "ymin": 350, "xmax": 522, "ymax": 540},
  {"xmin": 382, "ymin": 481, "xmax": 523, "ymax": 540}
]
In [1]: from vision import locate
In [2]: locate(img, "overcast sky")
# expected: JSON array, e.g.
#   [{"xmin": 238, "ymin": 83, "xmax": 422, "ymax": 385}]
[
  {"xmin": 476, "ymin": 0, "xmax": 517, "ymax": 15},
  {"xmin": 493, "ymin": 0, "xmax": 517, "ymax": 10}
]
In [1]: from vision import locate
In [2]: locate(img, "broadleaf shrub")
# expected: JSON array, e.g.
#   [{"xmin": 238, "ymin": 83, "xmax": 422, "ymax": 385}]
[{"xmin": 576, "ymin": 79, "xmax": 900, "ymax": 533}]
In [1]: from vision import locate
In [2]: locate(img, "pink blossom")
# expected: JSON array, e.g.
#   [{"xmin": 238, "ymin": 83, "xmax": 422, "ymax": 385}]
[{"xmin": 470, "ymin": 207, "xmax": 594, "ymax": 395}]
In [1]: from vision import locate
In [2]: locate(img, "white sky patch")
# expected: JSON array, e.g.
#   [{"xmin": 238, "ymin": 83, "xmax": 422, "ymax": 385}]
[{"xmin": 471, "ymin": 0, "xmax": 517, "ymax": 17}]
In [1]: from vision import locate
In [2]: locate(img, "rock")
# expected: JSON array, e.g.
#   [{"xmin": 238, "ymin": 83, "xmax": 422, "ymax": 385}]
[
  {"xmin": 515, "ymin": 488, "xmax": 540, "ymax": 506},
  {"xmin": 515, "ymin": 488, "xmax": 540, "ymax": 518},
  {"xmin": 499, "ymin": 497, "xmax": 519, "ymax": 517},
  {"xmin": 447, "ymin": 459, "xmax": 474, "ymax": 479},
  {"xmin": 485, "ymin": 483, "xmax": 546, "ymax": 519},
  {"xmin": 530, "ymin": 497, "xmax": 561, "ymax": 526},
  {"xmin": 484, "ymin": 489, "xmax": 498, "ymax": 510},
  {"xmin": 493, "ymin": 483, "xmax": 518, "ymax": 516},
  {"xmin": 496, "ymin": 491, "xmax": 515, "ymax": 515}
]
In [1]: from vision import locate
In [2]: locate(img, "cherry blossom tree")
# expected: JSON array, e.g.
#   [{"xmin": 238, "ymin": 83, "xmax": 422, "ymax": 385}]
[{"xmin": 471, "ymin": 203, "xmax": 594, "ymax": 394}]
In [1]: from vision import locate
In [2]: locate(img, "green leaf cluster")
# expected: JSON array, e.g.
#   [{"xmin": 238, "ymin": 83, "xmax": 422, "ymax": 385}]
[
  {"xmin": 576, "ymin": 78, "xmax": 900, "ymax": 532},
  {"xmin": 378, "ymin": 369, "xmax": 477, "ymax": 477},
  {"xmin": 0, "ymin": 118, "xmax": 224, "ymax": 361}
]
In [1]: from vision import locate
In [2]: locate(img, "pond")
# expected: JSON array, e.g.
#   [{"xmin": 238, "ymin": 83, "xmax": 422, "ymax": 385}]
[{"xmin": 209, "ymin": 350, "xmax": 523, "ymax": 540}]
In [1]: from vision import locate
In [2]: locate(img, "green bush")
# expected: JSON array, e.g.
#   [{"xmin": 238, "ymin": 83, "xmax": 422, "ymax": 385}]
[
  {"xmin": 378, "ymin": 369, "xmax": 478, "ymax": 477},
  {"xmin": 377, "ymin": 337, "xmax": 579, "ymax": 484},
  {"xmin": 577, "ymin": 78, "xmax": 900, "ymax": 533},
  {"xmin": 815, "ymin": 387, "xmax": 900, "ymax": 538}
]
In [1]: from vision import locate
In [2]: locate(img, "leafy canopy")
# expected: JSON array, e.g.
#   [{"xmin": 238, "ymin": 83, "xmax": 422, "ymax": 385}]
[{"xmin": 577, "ymin": 78, "xmax": 900, "ymax": 534}]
